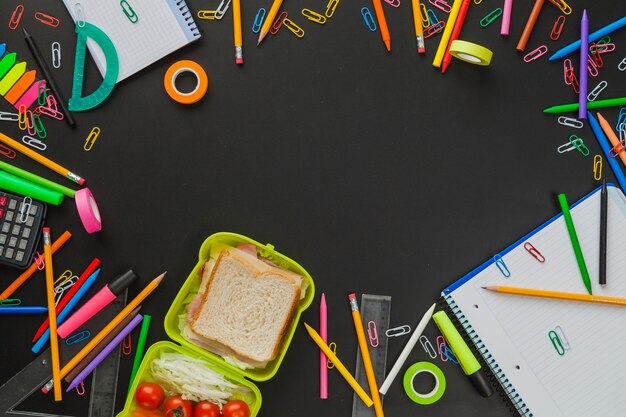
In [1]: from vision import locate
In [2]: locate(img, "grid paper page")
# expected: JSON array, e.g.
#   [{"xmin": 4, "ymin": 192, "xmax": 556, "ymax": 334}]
[
  {"xmin": 62, "ymin": 0, "xmax": 199, "ymax": 82},
  {"xmin": 447, "ymin": 186, "xmax": 626, "ymax": 417}
]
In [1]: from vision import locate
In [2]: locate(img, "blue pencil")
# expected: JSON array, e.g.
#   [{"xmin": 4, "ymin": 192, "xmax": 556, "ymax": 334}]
[
  {"xmin": 32, "ymin": 268, "xmax": 101, "ymax": 354},
  {"xmin": 0, "ymin": 306, "xmax": 48, "ymax": 314},
  {"xmin": 587, "ymin": 112, "xmax": 626, "ymax": 191},
  {"xmin": 549, "ymin": 15, "xmax": 626, "ymax": 60}
]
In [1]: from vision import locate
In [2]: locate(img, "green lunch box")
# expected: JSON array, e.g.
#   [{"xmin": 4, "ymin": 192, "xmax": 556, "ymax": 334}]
[{"xmin": 118, "ymin": 232, "xmax": 316, "ymax": 417}]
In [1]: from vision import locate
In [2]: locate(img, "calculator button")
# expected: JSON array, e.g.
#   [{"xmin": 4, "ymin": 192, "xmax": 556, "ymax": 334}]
[
  {"xmin": 0, "ymin": 235, "xmax": 6, "ymax": 245},
  {"xmin": 8, "ymin": 199, "xmax": 16, "ymax": 210},
  {"xmin": 11, "ymin": 225, "xmax": 20, "ymax": 236},
  {"xmin": 8, "ymin": 237, "xmax": 17, "ymax": 247},
  {"xmin": 5, "ymin": 248, "xmax": 14, "ymax": 259},
  {"xmin": 29, "ymin": 205, "xmax": 37, "ymax": 215},
  {"xmin": 5, "ymin": 211, "xmax": 14, "ymax": 222},
  {"xmin": 15, "ymin": 251, "xmax": 24, "ymax": 262},
  {"xmin": 2, "ymin": 223, "xmax": 10, "ymax": 233},
  {"xmin": 18, "ymin": 239, "xmax": 27, "ymax": 250},
  {"xmin": 0, "ymin": 197, "xmax": 6, "ymax": 206},
  {"xmin": 22, "ymin": 228, "xmax": 31, "ymax": 239},
  {"xmin": 25, "ymin": 217, "xmax": 34, "ymax": 227},
  {"xmin": 0, "ymin": 246, "xmax": 4, "ymax": 256}
]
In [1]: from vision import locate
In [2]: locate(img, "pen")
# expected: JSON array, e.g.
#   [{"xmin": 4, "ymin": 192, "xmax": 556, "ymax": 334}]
[
  {"xmin": 22, "ymin": 28, "xmax": 75, "ymax": 127},
  {"xmin": 0, "ymin": 306, "xmax": 48, "ymax": 314},
  {"xmin": 599, "ymin": 180, "xmax": 607, "ymax": 286},
  {"xmin": 587, "ymin": 112, "xmax": 626, "ymax": 191},
  {"xmin": 558, "ymin": 193, "xmax": 592, "ymax": 295},
  {"xmin": 319, "ymin": 293, "xmax": 327, "ymax": 399},
  {"xmin": 579, "ymin": 10, "xmax": 589, "ymax": 120},
  {"xmin": 549, "ymin": 15, "xmax": 626, "ymax": 60}
]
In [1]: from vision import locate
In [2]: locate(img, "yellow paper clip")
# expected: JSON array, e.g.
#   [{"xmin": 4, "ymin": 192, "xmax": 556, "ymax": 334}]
[
  {"xmin": 18, "ymin": 105, "xmax": 27, "ymax": 131},
  {"xmin": 54, "ymin": 269, "xmax": 73, "ymax": 287},
  {"xmin": 84, "ymin": 127, "xmax": 101, "ymax": 152},
  {"xmin": 197, "ymin": 10, "xmax": 217, "ymax": 20},
  {"xmin": 301, "ymin": 9, "xmax": 326, "ymax": 24},
  {"xmin": 325, "ymin": 0, "xmax": 339, "ymax": 18},
  {"xmin": 474, "ymin": 0, "xmax": 483, "ymax": 4},
  {"xmin": 593, "ymin": 155, "xmax": 603, "ymax": 180},
  {"xmin": 120, "ymin": 0, "xmax": 139, "ymax": 23},
  {"xmin": 548, "ymin": 0, "xmax": 571, "ymax": 15},
  {"xmin": 326, "ymin": 342, "xmax": 337, "ymax": 368},
  {"xmin": 283, "ymin": 18, "xmax": 305, "ymax": 38},
  {"xmin": 419, "ymin": 3, "xmax": 429, "ymax": 27}
]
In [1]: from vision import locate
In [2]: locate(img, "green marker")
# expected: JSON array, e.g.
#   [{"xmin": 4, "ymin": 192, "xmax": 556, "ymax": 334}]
[
  {"xmin": 543, "ymin": 96, "xmax": 626, "ymax": 114},
  {"xmin": 0, "ymin": 161, "xmax": 75, "ymax": 198},
  {"xmin": 558, "ymin": 194, "xmax": 593, "ymax": 295},
  {"xmin": 432, "ymin": 310, "xmax": 493, "ymax": 397},
  {"xmin": 0, "ymin": 170, "xmax": 63, "ymax": 205},
  {"xmin": 128, "ymin": 314, "xmax": 151, "ymax": 393}
]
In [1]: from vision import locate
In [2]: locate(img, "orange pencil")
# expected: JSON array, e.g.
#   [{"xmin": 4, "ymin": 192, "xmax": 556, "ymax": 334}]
[
  {"xmin": 43, "ymin": 228, "xmax": 62, "ymax": 401},
  {"xmin": 0, "ymin": 230, "xmax": 71, "ymax": 299},
  {"xmin": 516, "ymin": 0, "xmax": 544, "ymax": 51},
  {"xmin": 441, "ymin": 0, "xmax": 471, "ymax": 73},
  {"xmin": 371, "ymin": 0, "xmax": 391, "ymax": 51},
  {"xmin": 597, "ymin": 112, "xmax": 626, "ymax": 167}
]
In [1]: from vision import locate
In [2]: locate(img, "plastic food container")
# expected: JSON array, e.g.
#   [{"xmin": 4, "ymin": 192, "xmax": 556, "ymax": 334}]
[{"xmin": 118, "ymin": 232, "xmax": 316, "ymax": 417}]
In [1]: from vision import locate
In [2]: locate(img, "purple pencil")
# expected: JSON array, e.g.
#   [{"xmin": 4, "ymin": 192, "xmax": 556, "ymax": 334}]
[
  {"xmin": 65, "ymin": 313, "xmax": 143, "ymax": 391},
  {"xmin": 579, "ymin": 9, "xmax": 589, "ymax": 119}
]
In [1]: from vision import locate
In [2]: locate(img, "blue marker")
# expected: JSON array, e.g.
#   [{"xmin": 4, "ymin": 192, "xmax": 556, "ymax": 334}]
[
  {"xmin": 549, "ymin": 15, "xmax": 626, "ymax": 60},
  {"xmin": 587, "ymin": 112, "xmax": 626, "ymax": 192}
]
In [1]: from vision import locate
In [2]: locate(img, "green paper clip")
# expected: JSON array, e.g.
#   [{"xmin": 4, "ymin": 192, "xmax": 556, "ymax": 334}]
[
  {"xmin": 69, "ymin": 23, "xmax": 119, "ymax": 112},
  {"xmin": 121, "ymin": 0, "xmax": 139, "ymax": 23},
  {"xmin": 33, "ymin": 114, "xmax": 46, "ymax": 139},
  {"xmin": 37, "ymin": 82, "xmax": 47, "ymax": 106},
  {"xmin": 549, "ymin": 330, "xmax": 565, "ymax": 356},
  {"xmin": 480, "ymin": 8, "xmax": 503, "ymax": 27}
]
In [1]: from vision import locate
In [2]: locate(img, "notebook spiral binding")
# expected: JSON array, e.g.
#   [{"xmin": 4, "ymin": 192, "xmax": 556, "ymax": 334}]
[
  {"xmin": 439, "ymin": 294, "xmax": 533, "ymax": 417},
  {"xmin": 175, "ymin": 0, "xmax": 201, "ymax": 37}
]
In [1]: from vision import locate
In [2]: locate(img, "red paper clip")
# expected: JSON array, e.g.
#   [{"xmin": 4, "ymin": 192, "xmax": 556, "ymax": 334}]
[
  {"xmin": 567, "ymin": 71, "xmax": 579, "ymax": 93},
  {"xmin": 367, "ymin": 320, "xmax": 379, "ymax": 348},
  {"xmin": 0, "ymin": 143, "xmax": 16, "ymax": 160},
  {"xmin": 609, "ymin": 140, "xmax": 626, "ymax": 158},
  {"xmin": 122, "ymin": 333, "xmax": 132, "ymax": 355},
  {"xmin": 550, "ymin": 15, "xmax": 565, "ymax": 41},
  {"xmin": 424, "ymin": 21, "xmax": 445, "ymax": 38},
  {"xmin": 563, "ymin": 59, "xmax": 574, "ymax": 85},
  {"xmin": 589, "ymin": 44, "xmax": 604, "ymax": 68},
  {"xmin": 270, "ymin": 11, "xmax": 288, "ymax": 34},
  {"xmin": 34, "ymin": 251, "xmax": 45, "ymax": 270},
  {"xmin": 523, "ymin": 242, "xmax": 545, "ymax": 263},
  {"xmin": 9, "ymin": 5, "xmax": 24, "ymax": 30},
  {"xmin": 34, "ymin": 12, "xmax": 60, "ymax": 27}
]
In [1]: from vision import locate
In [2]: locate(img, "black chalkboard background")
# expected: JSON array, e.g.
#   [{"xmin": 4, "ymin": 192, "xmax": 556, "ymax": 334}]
[{"xmin": 1, "ymin": 0, "xmax": 625, "ymax": 416}]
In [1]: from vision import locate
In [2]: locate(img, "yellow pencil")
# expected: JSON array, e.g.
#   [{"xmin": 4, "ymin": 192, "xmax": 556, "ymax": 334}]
[
  {"xmin": 233, "ymin": 0, "xmax": 243, "ymax": 64},
  {"xmin": 411, "ymin": 0, "xmax": 425, "ymax": 53},
  {"xmin": 257, "ymin": 0, "xmax": 284, "ymax": 45},
  {"xmin": 483, "ymin": 285, "xmax": 626, "ymax": 306},
  {"xmin": 43, "ymin": 228, "xmax": 62, "ymax": 401},
  {"xmin": 42, "ymin": 272, "xmax": 165, "ymax": 393},
  {"xmin": 348, "ymin": 294, "xmax": 384, "ymax": 417},
  {"xmin": 432, "ymin": 0, "xmax": 463, "ymax": 67},
  {"xmin": 303, "ymin": 322, "xmax": 374, "ymax": 407}
]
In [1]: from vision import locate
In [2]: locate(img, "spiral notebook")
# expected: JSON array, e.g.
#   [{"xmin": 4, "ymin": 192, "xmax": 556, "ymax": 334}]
[
  {"xmin": 441, "ymin": 185, "xmax": 626, "ymax": 417},
  {"xmin": 61, "ymin": 0, "xmax": 200, "ymax": 82}
]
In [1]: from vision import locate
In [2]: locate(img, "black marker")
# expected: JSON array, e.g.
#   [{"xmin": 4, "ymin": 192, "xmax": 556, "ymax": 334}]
[{"xmin": 599, "ymin": 179, "xmax": 607, "ymax": 285}]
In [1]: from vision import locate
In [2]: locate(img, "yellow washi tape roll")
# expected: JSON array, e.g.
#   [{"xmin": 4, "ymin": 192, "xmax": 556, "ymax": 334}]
[{"xmin": 449, "ymin": 40, "xmax": 493, "ymax": 66}]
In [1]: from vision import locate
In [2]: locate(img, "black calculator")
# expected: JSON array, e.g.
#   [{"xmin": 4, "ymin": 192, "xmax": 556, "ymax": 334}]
[{"xmin": 0, "ymin": 191, "xmax": 46, "ymax": 268}]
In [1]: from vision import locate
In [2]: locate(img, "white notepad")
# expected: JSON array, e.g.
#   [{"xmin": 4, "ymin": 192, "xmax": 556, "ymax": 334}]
[
  {"xmin": 61, "ymin": 0, "xmax": 200, "ymax": 82},
  {"xmin": 442, "ymin": 185, "xmax": 626, "ymax": 417}
]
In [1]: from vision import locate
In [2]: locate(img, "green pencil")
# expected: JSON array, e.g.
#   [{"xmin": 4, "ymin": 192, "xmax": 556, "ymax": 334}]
[
  {"xmin": 0, "ymin": 160, "xmax": 76, "ymax": 198},
  {"xmin": 558, "ymin": 194, "xmax": 592, "ymax": 295},
  {"xmin": 128, "ymin": 314, "xmax": 151, "ymax": 393},
  {"xmin": 543, "ymin": 97, "xmax": 626, "ymax": 114}
]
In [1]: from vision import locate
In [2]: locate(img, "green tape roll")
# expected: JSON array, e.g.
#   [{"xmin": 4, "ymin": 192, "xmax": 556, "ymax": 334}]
[
  {"xmin": 0, "ymin": 170, "xmax": 64, "ymax": 205},
  {"xmin": 403, "ymin": 362, "xmax": 446, "ymax": 405}
]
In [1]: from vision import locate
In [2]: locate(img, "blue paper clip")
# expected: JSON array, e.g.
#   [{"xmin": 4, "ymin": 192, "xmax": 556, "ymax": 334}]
[
  {"xmin": 427, "ymin": 9, "xmax": 439, "ymax": 25},
  {"xmin": 66, "ymin": 330, "xmax": 91, "ymax": 345},
  {"xmin": 361, "ymin": 7, "xmax": 376, "ymax": 32},
  {"xmin": 493, "ymin": 254, "xmax": 510, "ymax": 277},
  {"xmin": 442, "ymin": 344, "xmax": 459, "ymax": 364},
  {"xmin": 615, "ymin": 108, "xmax": 626, "ymax": 131},
  {"xmin": 252, "ymin": 8, "xmax": 266, "ymax": 33}
]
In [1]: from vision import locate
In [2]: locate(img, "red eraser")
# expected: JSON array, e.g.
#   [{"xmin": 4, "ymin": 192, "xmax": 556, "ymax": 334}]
[
  {"xmin": 236, "ymin": 58, "xmax": 243, "ymax": 65},
  {"xmin": 42, "ymin": 227, "xmax": 50, "ymax": 233},
  {"xmin": 348, "ymin": 293, "xmax": 356, "ymax": 300},
  {"xmin": 78, "ymin": 178, "xmax": 85, "ymax": 186}
]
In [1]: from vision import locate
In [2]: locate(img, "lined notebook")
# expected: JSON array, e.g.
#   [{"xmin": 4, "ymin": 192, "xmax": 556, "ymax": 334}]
[
  {"xmin": 61, "ymin": 0, "xmax": 200, "ymax": 82},
  {"xmin": 442, "ymin": 185, "xmax": 626, "ymax": 417}
]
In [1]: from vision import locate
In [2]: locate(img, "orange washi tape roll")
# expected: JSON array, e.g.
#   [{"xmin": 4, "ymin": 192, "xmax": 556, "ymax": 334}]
[{"xmin": 163, "ymin": 60, "xmax": 208, "ymax": 104}]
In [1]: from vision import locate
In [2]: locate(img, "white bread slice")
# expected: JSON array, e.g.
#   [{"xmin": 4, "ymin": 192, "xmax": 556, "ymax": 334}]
[{"xmin": 189, "ymin": 248, "xmax": 300, "ymax": 366}]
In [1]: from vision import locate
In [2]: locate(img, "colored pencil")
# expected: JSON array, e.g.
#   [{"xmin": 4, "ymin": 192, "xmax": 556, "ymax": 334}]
[
  {"xmin": 43, "ymin": 228, "xmax": 62, "ymax": 401},
  {"xmin": 441, "ymin": 0, "xmax": 471, "ymax": 73},
  {"xmin": 588, "ymin": 112, "xmax": 626, "ymax": 191},
  {"xmin": 599, "ymin": 179, "xmax": 607, "ymax": 286},
  {"xmin": 543, "ymin": 97, "xmax": 626, "ymax": 114},
  {"xmin": 516, "ymin": 0, "xmax": 543, "ymax": 52},
  {"xmin": 549, "ymin": 15, "xmax": 626, "ymax": 60},
  {"xmin": 483, "ymin": 285, "xmax": 626, "ymax": 306},
  {"xmin": 371, "ymin": 0, "xmax": 391, "ymax": 51},
  {"xmin": 257, "ymin": 0, "xmax": 284, "ymax": 45},
  {"xmin": 558, "ymin": 194, "xmax": 592, "ymax": 295},
  {"xmin": 233, "ymin": 0, "xmax": 243, "ymax": 64},
  {"xmin": 128, "ymin": 314, "xmax": 152, "ymax": 392},
  {"xmin": 579, "ymin": 10, "xmax": 589, "ymax": 119},
  {"xmin": 0, "ymin": 160, "xmax": 76, "ymax": 198},
  {"xmin": 319, "ymin": 293, "xmax": 327, "ymax": 399},
  {"xmin": 597, "ymin": 112, "xmax": 626, "ymax": 168},
  {"xmin": 433, "ymin": 0, "xmax": 463, "ymax": 68}
]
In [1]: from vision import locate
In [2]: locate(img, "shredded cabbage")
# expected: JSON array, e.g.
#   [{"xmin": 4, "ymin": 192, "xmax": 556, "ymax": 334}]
[{"xmin": 150, "ymin": 352, "xmax": 250, "ymax": 406}]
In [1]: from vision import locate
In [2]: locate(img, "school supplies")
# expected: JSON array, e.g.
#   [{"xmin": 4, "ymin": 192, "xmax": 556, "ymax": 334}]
[
  {"xmin": 42, "ymin": 228, "xmax": 62, "ymax": 401},
  {"xmin": 233, "ymin": 0, "xmax": 243, "ymax": 64},
  {"xmin": 441, "ymin": 0, "xmax": 471, "ymax": 73},
  {"xmin": 579, "ymin": 10, "xmax": 589, "ymax": 119},
  {"xmin": 0, "ymin": 306, "xmax": 47, "ymax": 314},
  {"xmin": 258, "ymin": 0, "xmax": 284, "ymax": 44},
  {"xmin": 549, "ymin": 15, "xmax": 626, "ymax": 60},
  {"xmin": 501, "ymin": 0, "xmax": 512, "ymax": 36},
  {"xmin": 483, "ymin": 285, "xmax": 626, "ymax": 306},
  {"xmin": 516, "ymin": 0, "xmax": 543, "ymax": 52},
  {"xmin": 600, "ymin": 180, "xmax": 608, "ymax": 286},
  {"xmin": 433, "ymin": 0, "xmax": 462, "ymax": 68},
  {"xmin": 128, "ymin": 314, "xmax": 152, "ymax": 391},
  {"xmin": 319, "ymin": 293, "xmax": 327, "ymax": 399},
  {"xmin": 558, "ymin": 193, "xmax": 592, "ymax": 294},
  {"xmin": 403, "ymin": 362, "xmax": 446, "ymax": 404},
  {"xmin": 448, "ymin": 40, "xmax": 492, "ymax": 65},
  {"xmin": 543, "ymin": 96, "xmax": 626, "ymax": 113},
  {"xmin": 0, "ymin": 170, "xmax": 63, "ymax": 205},
  {"xmin": 588, "ymin": 112, "xmax": 626, "ymax": 191},
  {"xmin": 164, "ymin": 60, "xmax": 209, "ymax": 104},
  {"xmin": 411, "ymin": 0, "xmax": 426, "ymax": 53},
  {"xmin": 371, "ymin": 0, "xmax": 391, "ymax": 51},
  {"xmin": 61, "ymin": 0, "xmax": 200, "ymax": 82},
  {"xmin": 597, "ymin": 112, "xmax": 626, "ymax": 167}
]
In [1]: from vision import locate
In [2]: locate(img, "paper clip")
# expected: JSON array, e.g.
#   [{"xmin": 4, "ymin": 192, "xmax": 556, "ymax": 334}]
[
  {"xmin": 386, "ymin": 325, "xmax": 411, "ymax": 337},
  {"xmin": 18, "ymin": 105, "xmax": 27, "ymax": 131},
  {"xmin": 18, "ymin": 196, "xmax": 32, "ymax": 225},
  {"xmin": 569, "ymin": 134, "xmax": 590, "ymax": 156},
  {"xmin": 54, "ymin": 270, "xmax": 73, "ymax": 287},
  {"xmin": 563, "ymin": 59, "xmax": 574, "ymax": 85},
  {"xmin": 123, "ymin": 333, "xmax": 133, "ymax": 355},
  {"xmin": 619, "ymin": 57, "xmax": 626, "ymax": 72},
  {"xmin": 548, "ymin": 330, "xmax": 565, "ymax": 356},
  {"xmin": 427, "ymin": 9, "xmax": 439, "ymax": 25},
  {"xmin": 554, "ymin": 325, "xmax": 570, "ymax": 349},
  {"xmin": 361, "ymin": 7, "xmax": 376, "ymax": 32},
  {"xmin": 0, "ymin": 112, "xmax": 19, "ymax": 122},
  {"xmin": 558, "ymin": 138, "xmax": 579, "ymax": 153},
  {"xmin": 523, "ymin": 45, "xmax": 548, "ymax": 62},
  {"xmin": 22, "ymin": 135, "xmax": 46, "ymax": 152},
  {"xmin": 215, "ymin": 0, "xmax": 232, "ymax": 20},
  {"xmin": 66, "ymin": 330, "xmax": 91, "ymax": 345},
  {"xmin": 424, "ymin": 21, "xmax": 445, "ymax": 38},
  {"xmin": 76, "ymin": 381, "xmax": 85, "ymax": 396},
  {"xmin": 367, "ymin": 320, "xmax": 379, "ymax": 348},
  {"xmin": 252, "ymin": 8, "xmax": 266, "ymax": 33},
  {"xmin": 383, "ymin": 0, "xmax": 401, "ymax": 7},
  {"xmin": 616, "ymin": 108, "xmax": 626, "ymax": 131},
  {"xmin": 120, "ymin": 0, "xmax": 139, "ymax": 23},
  {"xmin": 84, "ymin": 127, "xmax": 101, "ymax": 151},
  {"xmin": 197, "ymin": 10, "xmax": 217, "ymax": 20},
  {"xmin": 587, "ymin": 56, "xmax": 599, "ymax": 77},
  {"xmin": 0, "ymin": 298, "xmax": 21, "ymax": 306},
  {"xmin": 419, "ymin": 335, "xmax": 437, "ymax": 359},
  {"xmin": 547, "ymin": 0, "xmax": 571, "ymax": 15},
  {"xmin": 592, "ymin": 43, "xmax": 615, "ymax": 55},
  {"xmin": 523, "ymin": 242, "xmax": 545, "ymax": 262},
  {"xmin": 593, "ymin": 155, "xmax": 603, "ymax": 180},
  {"xmin": 589, "ymin": 45, "xmax": 604, "ymax": 68},
  {"xmin": 302, "ymin": 9, "xmax": 326, "ymax": 24},
  {"xmin": 32, "ymin": 115, "xmax": 46, "ymax": 139},
  {"xmin": 9, "ymin": 5, "xmax": 24, "ymax": 30},
  {"xmin": 34, "ymin": 252, "xmax": 45, "ymax": 270},
  {"xmin": 442, "ymin": 344, "xmax": 459, "ymax": 364},
  {"xmin": 550, "ymin": 15, "xmax": 565, "ymax": 41},
  {"xmin": 609, "ymin": 140, "xmax": 626, "ymax": 158},
  {"xmin": 283, "ymin": 18, "xmax": 305, "ymax": 38},
  {"xmin": 0, "ymin": 143, "xmax": 16, "ymax": 159},
  {"xmin": 419, "ymin": 3, "xmax": 429, "ymax": 27},
  {"xmin": 480, "ymin": 8, "xmax": 502, "ymax": 27},
  {"xmin": 429, "ymin": 0, "xmax": 451, "ymax": 13},
  {"xmin": 557, "ymin": 116, "xmax": 583, "ymax": 129},
  {"xmin": 75, "ymin": 3, "xmax": 86, "ymax": 28},
  {"xmin": 493, "ymin": 254, "xmax": 510, "ymax": 277},
  {"xmin": 326, "ymin": 342, "xmax": 337, "ymax": 368},
  {"xmin": 26, "ymin": 111, "xmax": 36, "ymax": 137},
  {"xmin": 34, "ymin": 12, "xmax": 60, "ymax": 28},
  {"xmin": 325, "ymin": 0, "xmax": 339, "ymax": 18},
  {"xmin": 587, "ymin": 80, "xmax": 607, "ymax": 102},
  {"xmin": 270, "ymin": 11, "xmax": 288, "ymax": 34},
  {"xmin": 436, "ymin": 336, "xmax": 447, "ymax": 361},
  {"xmin": 51, "ymin": 42, "xmax": 61, "ymax": 69},
  {"xmin": 474, "ymin": 0, "xmax": 483, "ymax": 3}
]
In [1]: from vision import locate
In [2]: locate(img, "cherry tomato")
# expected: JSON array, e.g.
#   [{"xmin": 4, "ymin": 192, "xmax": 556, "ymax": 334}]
[
  {"xmin": 222, "ymin": 400, "xmax": 250, "ymax": 417},
  {"xmin": 164, "ymin": 395, "xmax": 194, "ymax": 417},
  {"xmin": 134, "ymin": 382, "xmax": 165, "ymax": 410},
  {"xmin": 193, "ymin": 401, "xmax": 220, "ymax": 417}
]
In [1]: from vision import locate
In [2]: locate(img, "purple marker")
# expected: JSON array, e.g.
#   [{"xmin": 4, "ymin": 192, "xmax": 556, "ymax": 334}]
[{"xmin": 579, "ymin": 9, "xmax": 589, "ymax": 119}]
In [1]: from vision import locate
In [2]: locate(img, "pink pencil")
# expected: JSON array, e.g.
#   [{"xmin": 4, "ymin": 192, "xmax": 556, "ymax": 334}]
[
  {"xmin": 501, "ymin": 0, "xmax": 513, "ymax": 36},
  {"xmin": 320, "ymin": 293, "xmax": 328, "ymax": 399}
]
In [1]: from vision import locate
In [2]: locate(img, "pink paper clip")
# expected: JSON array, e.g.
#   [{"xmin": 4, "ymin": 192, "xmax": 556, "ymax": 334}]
[
  {"xmin": 26, "ymin": 111, "xmax": 36, "ymax": 136},
  {"xmin": 123, "ymin": 333, "xmax": 133, "ymax": 355},
  {"xmin": 75, "ymin": 381, "xmax": 85, "ymax": 396},
  {"xmin": 593, "ymin": 43, "xmax": 615, "ymax": 54},
  {"xmin": 563, "ymin": 59, "xmax": 574, "ymax": 85},
  {"xmin": 270, "ymin": 11, "xmax": 288, "ymax": 34},
  {"xmin": 0, "ymin": 143, "xmax": 16, "ymax": 160},
  {"xmin": 587, "ymin": 55, "xmax": 599, "ymax": 77},
  {"xmin": 34, "ymin": 252, "xmax": 45, "ymax": 270},
  {"xmin": 429, "ymin": 0, "xmax": 451, "ymax": 13},
  {"xmin": 523, "ymin": 242, "xmax": 545, "ymax": 262},
  {"xmin": 383, "ymin": 0, "xmax": 401, "ymax": 7},
  {"xmin": 9, "ymin": 5, "xmax": 24, "ymax": 30},
  {"xmin": 367, "ymin": 320, "xmax": 379, "ymax": 348},
  {"xmin": 523, "ymin": 45, "xmax": 548, "ymax": 62},
  {"xmin": 424, "ymin": 21, "xmax": 445, "ymax": 38},
  {"xmin": 436, "ymin": 336, "xmax": 448, "ymax": 361},
  {"xmin": 34, "ymin": 12, "xmax": 60, "ymax": 27},
  {"xmin": 550, "ymin": 15, "xmax": 565, "ymax": 41}
]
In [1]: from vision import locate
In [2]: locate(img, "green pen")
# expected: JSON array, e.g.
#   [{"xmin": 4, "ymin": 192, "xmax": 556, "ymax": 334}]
[
  {"xmin": 432, "ymin": 311, "xmax": 493, "ymax": 398},
  {"xmin": 558, "ymin": 194, "xmax": 593, "ymax": 295},
  {"xmin": 543, "ymin": 96, "xmax": 626, "ymax": 114},
  {"xmin": 128, "ymin": 314, "xmax": 151, "ymax": 393}
]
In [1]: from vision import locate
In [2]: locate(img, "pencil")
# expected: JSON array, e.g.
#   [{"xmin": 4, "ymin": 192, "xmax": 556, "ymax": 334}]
[
  {"xmin": 549, "ymin": 15, "xmax": 626, "ymax": 60},
  {"xmin": 558, "ymin": 194, "xmax": 592, "ymax": 295},
  {"xmin": 371, "ymin": 0, "xmax": 391, "ymax": 51},
  {"xmin": 441, "ymin": 0, "xmax": 471, "ymax": 73},
  {"xmin": 348, "ymin": 293, "xmax": 384, "ymax": 417},
  {"xmin": 543, "ymin": 97, "xmax": 626, "ymax": 114},
  {"xmin": 0, "ymin": 132, "xmax": 84, "ymax": 185},
  {"xmin": 128, "ymin": 314, "xmax": 152, "ymax": 392},
  {"xmin": 597, "ymin": 112, "xmax": 626, "ymax": 168},
  {"xmin": 303, "ymin": 322, "xmax": 374, "ymax": 407},
  {"xmin": 483, "ymin": 285, "xmax": 626, "ymax": 306},
  {"xmin": 501, "ymin": 0, "xmax": 513, "ymax": 36},
  {"xmin": 0, "ymin": 230, "xmax": 71, "ymax": 299},
  {"xmin": 43, "ymin": 228, "xmax": 62, "ymax": 401},
  {"xmin": 599, "ymin": 180, "xmax": 607, "ymax": 286},
  {"xmin": 516, "ymin": 0, "xmax": 544, "ymax": 52},
  {"xmin": 257, "ymin": 0, "xmax": 284, "ymax": 45},
  {"xmin": 233, "ymin": 0, "xmax": 243, "ymax": 64},
  {"xmin": 411, "ymin": 0, "xmax": 425, "ymax": 53},
  {"xmin": 319, "ymin": 293, "xmax": 327, "ymax": 399},
  {"xmin": 579, "ymin": 10, "xmax": 589, "ymax": 119},
  {"xmin": 433, "ymin": 0, "xmax": 463, "ymax": 68},
  {"xmin": 588, "ymin": 112, "xmax": 626, "ymax": 191}
]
